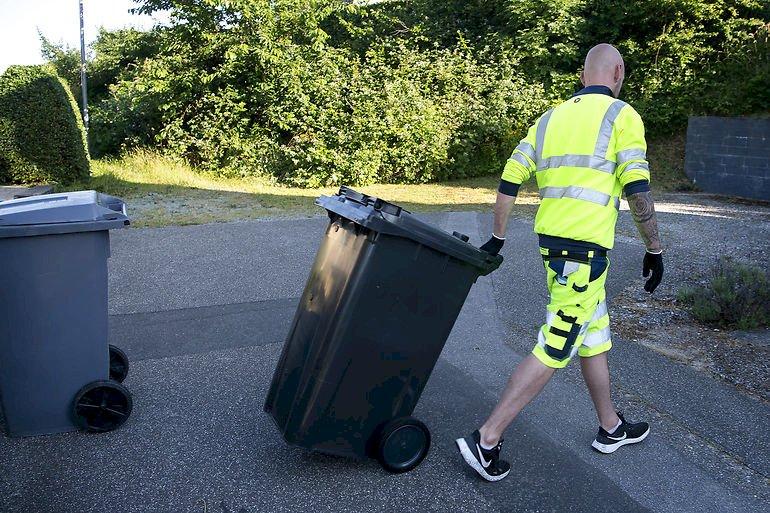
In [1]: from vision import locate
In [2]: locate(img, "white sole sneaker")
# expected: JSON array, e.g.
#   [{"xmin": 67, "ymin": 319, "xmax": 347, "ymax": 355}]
[
  {"xmin": 591, "ymin": 426, "xmax": 650, "ymax": 454},
  {"xmin": 455, "ymin": 437, "xmax": 510, "ymax": 482}
]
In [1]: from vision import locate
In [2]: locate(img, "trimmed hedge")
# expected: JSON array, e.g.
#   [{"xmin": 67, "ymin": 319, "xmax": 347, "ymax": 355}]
[{"xmin": 0, "ymin": 65, "xmax": 90, "ymax": 184}]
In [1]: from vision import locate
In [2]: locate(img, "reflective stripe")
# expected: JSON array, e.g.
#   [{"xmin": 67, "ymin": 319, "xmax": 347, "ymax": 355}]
[
  {"xmin": 540, "ymin": 186, "xmax": 619, "ymax": 210},
  {"xmin": 584, "ymin": 326, "xmax": 611, "ymax": 346},
  {"xmin": 537, "ymin": 154, "xmax": 616, "ymax": 174},
  {"xmin": 563, "ymin": 261, "xmax": 581, "ymax": 276},
  {"xmin": 508, "ymin": 152, "xmax": 531, "ymax": 169},
  {"xmin": 593, "ymin": 100, "xmax": 626, "ymax": 159},
  {"xmin": 515, "ymin": 141, "xmax": 536, "ymax": 162},
  {"xmin": 616, "ymin": 148, "xmax": 647, "ymax": 165},
  {"xmin": 537, "ymin": 327, "xmax": 548, "ymax": 347},
  {"xmin": 535, "ymin": 109, "xmax": 554, "ymax": 164},
  {"xmin": 618, "ymin": 161, "xmax": 649, "ymax": 176},
  {"xmin": 547, "ymin": 301, "xmax": 608, "ymax": 329},
  {"xmin": 547, "ymin": 302, "xmax": 607, "ymax": 329},
  {"xmin": 538, "ymin": 326, "xmax": 580, "ymax": 358},
  {"xmin": 591, "ymin": 301, "xmax": 608, "ymax": 322}
]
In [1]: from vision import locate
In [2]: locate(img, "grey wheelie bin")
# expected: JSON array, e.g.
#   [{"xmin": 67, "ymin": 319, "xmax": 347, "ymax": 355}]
[
  {"xmin": 0, "ymin": 191, "xmax": 133, "ymax": 437},
  {"xmin": 264, "ymin": 186, "xmax": 503, "ymax": 473}
]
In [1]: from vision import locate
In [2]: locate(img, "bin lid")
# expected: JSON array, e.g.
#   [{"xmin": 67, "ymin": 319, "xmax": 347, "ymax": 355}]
[
  {"xmin": 316, "ymin": 187, "xmax": 503, "ymax": 276},
  {"xmin": 0, "ymin": 190, "xmax": 130, "ymax": 238}
]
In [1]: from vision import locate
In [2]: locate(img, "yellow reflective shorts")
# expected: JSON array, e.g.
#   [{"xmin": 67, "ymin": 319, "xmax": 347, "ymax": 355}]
[{"xmin": 532, "ymin": 248, "xmax": 612, "ymax": 369}]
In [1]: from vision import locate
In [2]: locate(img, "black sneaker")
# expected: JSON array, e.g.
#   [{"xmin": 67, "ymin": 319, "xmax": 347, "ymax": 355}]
[
  {"xmin": 455, "ymin": 430, "xmax": 511, "ymax": 481},
  {"xmin": 591, "ymin": 412, "xmax": 650, "ymax": 454}
]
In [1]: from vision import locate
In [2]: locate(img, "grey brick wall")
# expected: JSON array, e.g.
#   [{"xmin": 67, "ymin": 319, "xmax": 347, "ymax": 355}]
[{"xmin": 685, "ymin": 116, "xmax": 770, "ymax": 201}]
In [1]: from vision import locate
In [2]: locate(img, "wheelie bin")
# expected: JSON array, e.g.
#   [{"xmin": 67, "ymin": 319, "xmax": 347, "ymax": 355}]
[
  {"xmin": 0, "ymin": 191, "xmax": 133, "ymax": 437},
  {"xmin": 264, "ymin": 186, "xmax": 503, "ymax": 473}
]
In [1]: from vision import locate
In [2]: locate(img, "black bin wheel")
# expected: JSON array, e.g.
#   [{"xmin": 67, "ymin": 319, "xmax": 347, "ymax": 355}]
[
  {"xmin": 374, "ymin": 417, "xmax": 431, "ymax": 473},
  {"xmin": 108, "ymin": 344, "xmax": 129, "ymax": 383},
  {"xmin": 72, "ymin": 380, "xmax": 133, "ymax": 433}
]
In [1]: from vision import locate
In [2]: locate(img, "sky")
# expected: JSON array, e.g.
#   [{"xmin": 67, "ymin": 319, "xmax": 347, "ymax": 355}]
[{"xmin": 0, "ymin": 0, "xmax": 169, "ymax": 73}]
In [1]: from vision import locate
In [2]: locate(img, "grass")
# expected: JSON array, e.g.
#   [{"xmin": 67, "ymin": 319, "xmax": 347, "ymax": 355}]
[
  {"xmin": 63, "ymin": 150, "xmax": 538, "ymax": 227},
  {"xmin": 63, "ymin": 134, "xmax": 690, "ymax": 228}
]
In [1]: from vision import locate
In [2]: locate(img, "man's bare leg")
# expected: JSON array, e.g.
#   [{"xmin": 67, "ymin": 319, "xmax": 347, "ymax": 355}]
[
  {"xmin": 580, "ymin": 352, "xmax": 620, "ymax": 431},
  {"xmin": 478, "ymin": 354, "xmax": 555, "ymax": 447}
]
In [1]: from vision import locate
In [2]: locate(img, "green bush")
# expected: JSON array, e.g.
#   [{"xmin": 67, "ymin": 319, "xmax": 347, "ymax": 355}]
[
  {"xmin": 152, "ymin": 42, "xmax": 548, "ymax": 186},
  {"xmin": 115, "ymin": 2, "xmax": 551, "ymax": 186},
  {"xmin": 678, "ymin": 257, "xmax": 770, "ymax": 330},
  {"xmin": 41, "ymin": 29, "xmax": 164, "ymax": 158},
  {"xmin": 0, "ymin": 65, "xmax": 90, "ymax": 184}
]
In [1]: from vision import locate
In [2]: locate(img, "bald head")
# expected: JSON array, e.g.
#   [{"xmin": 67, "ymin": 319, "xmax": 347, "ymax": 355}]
[{"xmin": 581, "ymin": 43, "xmax": 625, "ymax": 97}]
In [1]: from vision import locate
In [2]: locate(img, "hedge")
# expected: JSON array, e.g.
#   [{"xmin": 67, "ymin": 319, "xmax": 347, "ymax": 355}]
[{"xmin": 0, "ymin": 65, "xmax": 90, "ymax": 184}]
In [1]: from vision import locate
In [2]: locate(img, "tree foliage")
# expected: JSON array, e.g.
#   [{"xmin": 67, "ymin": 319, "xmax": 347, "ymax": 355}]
[{"xmin": 43, "ymin": 0, "xmax": 770, "ymax": 186}]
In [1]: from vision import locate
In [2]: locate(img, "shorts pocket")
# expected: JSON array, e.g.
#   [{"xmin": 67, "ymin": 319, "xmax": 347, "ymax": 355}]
[
  {"xmin": 548, "ymin": 259, "xmax": 581, "ymax": 278},
  {"xmin": 548, "ymin": 259, "xmax": 590, "ymax": 292},
  {"xmin": 589, "ymin": 256, "xmax": 609, "ymax": 282}
]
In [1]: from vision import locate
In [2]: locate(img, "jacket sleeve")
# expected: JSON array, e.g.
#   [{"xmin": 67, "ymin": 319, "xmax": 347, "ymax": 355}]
[
  {"xmin": 501, "ymin": 120, "xmax": 538, "ymax": 187},
  {"xmin": 614, "ymin": 106, "xmax": 651, "ymax": 187}
]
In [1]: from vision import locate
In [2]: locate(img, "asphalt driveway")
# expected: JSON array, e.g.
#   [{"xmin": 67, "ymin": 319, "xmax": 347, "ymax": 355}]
[{"xmin": 0, "ymin": 210, "xmax": 767, "ymax": 513}]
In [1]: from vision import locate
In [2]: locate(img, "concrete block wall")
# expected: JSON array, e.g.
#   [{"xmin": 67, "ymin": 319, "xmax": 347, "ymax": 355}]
[{"xmin": 685, "ymin": 116, "xmax": 770, "ymax": 201}]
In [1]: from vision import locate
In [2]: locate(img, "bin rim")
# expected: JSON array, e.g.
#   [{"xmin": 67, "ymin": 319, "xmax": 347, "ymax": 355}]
[
  {"xmin": 0, "ymin": 219, "xmax": 129, "ymax": 239},
  {"xmin": 316, "ymin": 187, "xmax": 503, "ymax": 276},
  {"xmin": 0, "ymin": 190, "xmax": 130, "ymax": 238},
  {"xmin": 0, "ymin": 190, "xmax": 128, "ymax": 225}
]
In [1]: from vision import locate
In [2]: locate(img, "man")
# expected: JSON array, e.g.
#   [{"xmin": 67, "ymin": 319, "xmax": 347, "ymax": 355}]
[{"xmin": 456, "ymin": 43, "xmax": 664, "ymax": 482}]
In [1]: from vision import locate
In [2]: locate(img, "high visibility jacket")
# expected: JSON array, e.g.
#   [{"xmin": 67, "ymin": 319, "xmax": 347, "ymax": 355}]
[{"xmin": 501, "ymin": 88, "xmax": 650, "ymax": 249}]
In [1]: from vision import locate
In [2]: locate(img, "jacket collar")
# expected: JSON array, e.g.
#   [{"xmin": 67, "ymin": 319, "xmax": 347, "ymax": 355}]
[{"xmin": 572, "ymin": 85, "xmax": 615, "ymax": 98}]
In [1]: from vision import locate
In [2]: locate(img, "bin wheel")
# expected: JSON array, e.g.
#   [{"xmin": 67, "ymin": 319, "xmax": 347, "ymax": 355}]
[
  {"xmin": 72, "ymin": 380, "xmax": 133, "ymax": 433},
  {"xmin": 374, "ymin": 417, "xmax": 431, "ymax": 473},
  {"xmin": 108, "ymin": 344, "xmax": 129, "ymax": 383}
]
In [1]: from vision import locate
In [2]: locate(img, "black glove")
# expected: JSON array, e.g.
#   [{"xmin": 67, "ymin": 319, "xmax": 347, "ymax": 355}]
[
  {"xmin": 642, "ymin": 251, "xmax": 664, "ymax": 293},
  {"xmin": 480, "ymin": 235, "xmax": 505, "ymax": 255}
]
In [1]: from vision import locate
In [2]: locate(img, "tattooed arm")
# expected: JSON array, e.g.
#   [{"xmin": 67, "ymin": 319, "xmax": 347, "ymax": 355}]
[
  {"xmin": 627, "ymin": 190, "xmax": 662, "ymax": 253},
  {"xmin": 627, "ymin": 188, "xmax": 664, "ymax": 292}
]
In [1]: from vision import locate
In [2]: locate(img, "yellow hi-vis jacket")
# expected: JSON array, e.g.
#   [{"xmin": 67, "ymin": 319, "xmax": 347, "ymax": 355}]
[{"xmin": 501, "ymin": 88, "xmax": 651, "ymax": 250}]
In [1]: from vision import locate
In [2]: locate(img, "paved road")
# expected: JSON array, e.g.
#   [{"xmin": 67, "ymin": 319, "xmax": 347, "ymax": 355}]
[{"xmin": 1, "ymin": 209, "xmax": 767, "ymax": 513}]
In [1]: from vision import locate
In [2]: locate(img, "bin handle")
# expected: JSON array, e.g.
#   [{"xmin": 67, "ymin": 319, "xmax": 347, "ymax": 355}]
[
  {"xmin": 338, "ymin": 186, "xmax": 408, "ymax": 216},
  {"xmin": 339, "ymin": 186, "xmax": 369, "ymax": 205}
]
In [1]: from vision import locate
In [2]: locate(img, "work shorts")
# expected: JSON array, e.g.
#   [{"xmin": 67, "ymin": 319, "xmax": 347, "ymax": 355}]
[{"xmin": 532, "ymin": 248, "xmax": 612, "ymax": 369}]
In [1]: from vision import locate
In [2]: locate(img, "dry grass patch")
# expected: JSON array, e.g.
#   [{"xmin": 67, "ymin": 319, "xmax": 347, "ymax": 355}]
[
  {"xmin": 64, "ymin": 140, "xmax": 688, "ymax": 228},
  {"xmin": 65, "ymin": 151, "xmax": 541, "ymax": 227}
]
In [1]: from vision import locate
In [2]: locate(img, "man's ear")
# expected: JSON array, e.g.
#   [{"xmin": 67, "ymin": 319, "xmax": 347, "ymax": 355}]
[
  {"xmin": 614, "ymin": 64, "xmax": 622, "ymax": 83},
  {"xmin": 580, "ymin": 70, "xmax": 586, "ymax": 87}
]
